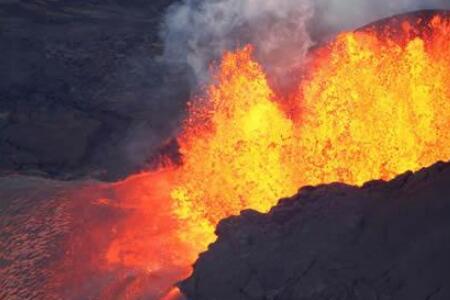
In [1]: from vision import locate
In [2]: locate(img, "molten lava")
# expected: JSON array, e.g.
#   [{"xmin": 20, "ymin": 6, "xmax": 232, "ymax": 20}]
[
  {"xmin": 168, "ymin": 14, "xmax": 450, "ymax": 252},
  {"xmin": 293, "ymin": 15, "xmax": 450, "ymax": 186},
  {"xmin": 57, "ymin": 13, "xmax": 450, "ymax": 299}
]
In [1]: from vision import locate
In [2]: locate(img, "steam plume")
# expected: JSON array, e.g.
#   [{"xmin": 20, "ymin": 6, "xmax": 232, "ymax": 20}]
[{"xmin": 161, "ymin": 0, "xmax": 314, "ymax": 89}]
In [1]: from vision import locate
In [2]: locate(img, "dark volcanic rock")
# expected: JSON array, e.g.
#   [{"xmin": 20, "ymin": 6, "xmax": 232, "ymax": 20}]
[
  {"xmin": 0, "ymin": 0, "xmax": 189, "ymax": 180},
  {"xmin": 180, "ymin": 161, "xmax": 450, "ymax": 300}
]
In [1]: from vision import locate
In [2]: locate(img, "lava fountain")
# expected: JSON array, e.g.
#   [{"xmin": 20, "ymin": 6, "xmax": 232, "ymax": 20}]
[
  {"xmin": 169, "ymin": 11, "xmax": 450, "ymax": 254},
  {"xmin": 52, "ymin": 12, "xmax": 450, "ymax": 300}
]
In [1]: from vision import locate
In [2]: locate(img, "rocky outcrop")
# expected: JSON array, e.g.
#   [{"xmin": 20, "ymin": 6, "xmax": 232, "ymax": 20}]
[{"xmin": 180, "ymin": 161, "xmax": 450, "ymax": 300}]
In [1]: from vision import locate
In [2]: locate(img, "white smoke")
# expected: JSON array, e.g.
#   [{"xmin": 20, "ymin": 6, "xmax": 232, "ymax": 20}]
[
  {"xmin": 161, "ymin": 0, "xmax": 450, "ymax": 89},
  {"xmin": 161, "ymin": 0, "xmax": 314, "ymax": 89},
  {"xmin": 313, "ymin": 0, "xmax": 450, "ymax": 37}
]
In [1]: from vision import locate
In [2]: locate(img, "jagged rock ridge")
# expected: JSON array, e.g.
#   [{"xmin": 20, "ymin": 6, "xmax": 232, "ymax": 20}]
[{"xmin": 180, "ymin": 161, "xmax": 450, "ymax": 300}]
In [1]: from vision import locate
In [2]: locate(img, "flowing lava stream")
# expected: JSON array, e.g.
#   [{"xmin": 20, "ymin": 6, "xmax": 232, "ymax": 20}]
[{"xmin": 53, "ymin": 13, "xmax": 450, "ymax": 299}]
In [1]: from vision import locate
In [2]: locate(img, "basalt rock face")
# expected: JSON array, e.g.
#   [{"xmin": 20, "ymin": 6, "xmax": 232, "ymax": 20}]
[{"xmin": 180, "ymin": 161, "xmax": 450, "ymax": 300}]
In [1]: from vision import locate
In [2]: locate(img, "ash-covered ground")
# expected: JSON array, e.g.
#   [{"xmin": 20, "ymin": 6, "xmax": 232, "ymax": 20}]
[
  {"xmin": 181, "ymin": 161, "xmax": 450, "ymax": 300},
  {"xmin": 0, "ymin": 0, "xmax": 188, "ymax": 181}
]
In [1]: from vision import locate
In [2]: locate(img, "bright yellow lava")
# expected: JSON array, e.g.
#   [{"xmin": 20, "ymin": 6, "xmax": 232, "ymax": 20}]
[
  {"xmin": 294, "ymin": 17, "xmax": 450, "ymax": 185},
  {"xmin": 172, "ymin": 46, "xmax": 297, "ymax": 227}
]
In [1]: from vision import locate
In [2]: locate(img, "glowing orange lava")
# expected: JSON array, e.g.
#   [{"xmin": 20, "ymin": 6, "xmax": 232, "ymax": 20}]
[
  {"xmin": 61, "ymin": 14, "xmax": 450, "ymax": 299},
  {"xmin": 168, "ymin": 15, "xmax": 450, "ymax": 256}
]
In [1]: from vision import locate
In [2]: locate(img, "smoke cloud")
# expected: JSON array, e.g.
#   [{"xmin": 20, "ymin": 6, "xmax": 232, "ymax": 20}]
[
  {"xmin": 161, "ymin": 0, "xmax": 450, "ymax": 89},
  {"xmin": 161, "ymin": 0, "xmax": 314, "ymax": 89}
]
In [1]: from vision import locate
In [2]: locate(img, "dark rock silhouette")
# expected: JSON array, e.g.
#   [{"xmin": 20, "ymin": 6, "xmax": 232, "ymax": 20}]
[{"xmin": 180, "ymin": 161, "xmax": 450, "ymax": 300}]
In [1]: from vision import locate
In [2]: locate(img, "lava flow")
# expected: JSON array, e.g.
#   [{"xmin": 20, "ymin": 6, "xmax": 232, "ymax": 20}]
[{"xmin": 55, "ymin": 13, "xmax": 450, "ymax": 299}]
